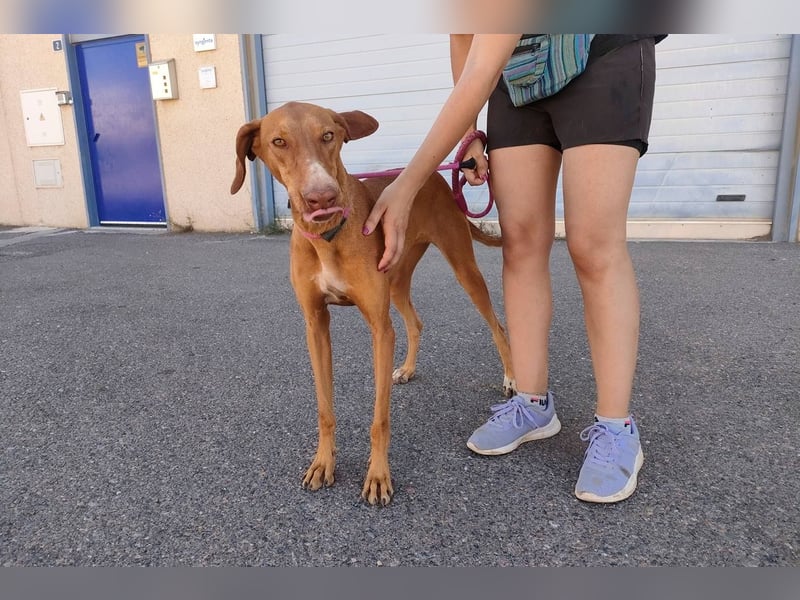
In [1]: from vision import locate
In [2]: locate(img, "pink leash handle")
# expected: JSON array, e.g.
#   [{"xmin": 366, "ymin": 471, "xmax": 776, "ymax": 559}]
[
  {"xmin": 351, "ymin": 130, "xmax": 493, "ymax": 219},
  {"xmin": 449, "ymin": 130, "xmax": 493, "ymax": 218}
]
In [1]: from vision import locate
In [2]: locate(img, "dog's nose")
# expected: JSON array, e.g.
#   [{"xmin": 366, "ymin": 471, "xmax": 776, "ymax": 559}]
[{"xmin": 303, "ymin": 187, "xmax": 338, "ymax": 211}]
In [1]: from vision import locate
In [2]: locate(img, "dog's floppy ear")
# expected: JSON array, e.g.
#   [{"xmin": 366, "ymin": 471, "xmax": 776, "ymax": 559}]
[
  {"xmin": 336, "ymin": 110, "xmax": 379, "ymax": 142},
  {"xmin": 230, "ymin": 119, "xmax": 263, "ymax": 194}
]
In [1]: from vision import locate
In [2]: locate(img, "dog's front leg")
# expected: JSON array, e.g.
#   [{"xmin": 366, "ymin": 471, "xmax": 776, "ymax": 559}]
[
  {"xmin": 360, "ymin": 306, "xmax": 396, "ymax": 506},
  {"xmin": 301, "ymin": 304, "xmax": 337, "ymax": 491}
]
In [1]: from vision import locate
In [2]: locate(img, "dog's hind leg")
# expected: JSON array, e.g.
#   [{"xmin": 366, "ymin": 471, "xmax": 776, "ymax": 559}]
[
  {"xmin": 389, "ymin": 242, "xmax": 429, "ymax": 385},
  {"xmin": 436, "ymin": 232, "xmax": 516, "ymax": 397}
]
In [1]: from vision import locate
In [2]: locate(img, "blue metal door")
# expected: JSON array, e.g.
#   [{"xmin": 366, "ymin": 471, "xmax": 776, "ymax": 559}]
[{"xmin": 76, "ymin": 36, "xmax": 166, "ymax": 225}]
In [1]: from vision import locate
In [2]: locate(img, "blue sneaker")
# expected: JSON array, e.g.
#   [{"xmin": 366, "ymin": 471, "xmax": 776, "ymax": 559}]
[
  {"xmin": 575, "ymin": 417, "xmax": 644, "ymax": 503},
  {"xmin": 466, "ymin": 392, "xmax": 561, "ymax": 455}
]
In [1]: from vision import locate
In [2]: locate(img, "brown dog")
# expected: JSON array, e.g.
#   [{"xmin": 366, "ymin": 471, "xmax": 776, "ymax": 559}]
[{"xmin": 231, "ymin": 101, "xmax": 514, "ymax": 505}]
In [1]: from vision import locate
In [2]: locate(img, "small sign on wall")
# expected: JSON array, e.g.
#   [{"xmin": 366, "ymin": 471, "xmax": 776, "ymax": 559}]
[
  {"xmin": 198, "ymin": 66, "xmax": 217, "ymax": 89},
  {"xmin": 193, "ymin": 34, "xmax": 216, "ymax": 52},
  {"xmin": 135, "ymin": 41, "xmax": 148, "ymax": 68},
  {"xmin": 20, "ymin": 89, "xmax": 65, "ymax": 147}
]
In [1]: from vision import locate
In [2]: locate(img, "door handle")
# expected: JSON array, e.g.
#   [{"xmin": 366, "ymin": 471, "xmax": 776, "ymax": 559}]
[{"xmin": 93, "ymin": 133, "xmax": 100, "ymax": 142}]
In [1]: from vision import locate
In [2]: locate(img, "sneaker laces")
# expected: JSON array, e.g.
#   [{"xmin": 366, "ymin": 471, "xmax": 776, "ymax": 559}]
[
  {"xmin": 487, "ymin": 396, "xmax": 539, "ymax": 429},
  {"xmin": 579, "ymin": 424, "xmax": 620, "ymax": 468}
]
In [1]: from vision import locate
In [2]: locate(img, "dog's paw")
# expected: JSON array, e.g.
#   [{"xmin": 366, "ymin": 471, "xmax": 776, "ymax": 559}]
[
  {"xmin": 302, "ymin": 452, "xmax": 336, "ymax": 491},
  {"xmin": 361, "ymin": 461, "xmax": 393, "ymax": 506},
  {"xmin": 392, "ymin": 366, "xmax": 415, "ymax": 385},
  {"xmin": 502, "ymin": 375, "xmax": 516, "ymax": 398}
]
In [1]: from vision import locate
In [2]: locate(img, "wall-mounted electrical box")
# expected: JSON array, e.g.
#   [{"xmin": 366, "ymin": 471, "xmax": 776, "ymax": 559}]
[
  {"xmin": 148, "ymin": 59, "xmax": 178, "ymax": 100},
  {"xmin": 33, "ymin": 159, "xmax": 63, "ymax": 188},
  {"xmin": 55, "ymin": 90, "xmax": 72, "ymax": 105},
  {"xmin": 20, "ymin": 88, "xmax": 65, "ymax": 146}
]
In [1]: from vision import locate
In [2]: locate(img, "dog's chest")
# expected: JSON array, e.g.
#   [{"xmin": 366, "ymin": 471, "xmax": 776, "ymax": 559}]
[{"xmin": 314, "ymin": 262, "xmax": 352, "ymax": 305}]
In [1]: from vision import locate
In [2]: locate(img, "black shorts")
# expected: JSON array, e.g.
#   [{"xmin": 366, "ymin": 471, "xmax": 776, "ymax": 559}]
[{"xmin": 487, "ymin": 37, "xmax": 657, "ymax": 156}]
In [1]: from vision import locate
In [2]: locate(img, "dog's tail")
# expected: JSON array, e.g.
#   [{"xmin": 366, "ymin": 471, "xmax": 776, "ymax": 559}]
[{"xmin": 468, "ymin": 221, "xmax": 502, "ymax": 247}]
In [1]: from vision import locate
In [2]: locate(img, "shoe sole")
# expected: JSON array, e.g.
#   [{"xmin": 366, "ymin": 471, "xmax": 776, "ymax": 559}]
[
  {"xmin": 466, "ymin": 415, "xmax": 562, "ymax": 456},
  {"xmin": 574, "ymin": 446, "xmax": 645, "ymax": 504}
]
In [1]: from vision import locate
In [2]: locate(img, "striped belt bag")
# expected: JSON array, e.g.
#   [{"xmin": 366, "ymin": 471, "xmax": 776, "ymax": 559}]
[{"xmin": 501, "ymin": 34, "xmax": 595, "ymax": 107}]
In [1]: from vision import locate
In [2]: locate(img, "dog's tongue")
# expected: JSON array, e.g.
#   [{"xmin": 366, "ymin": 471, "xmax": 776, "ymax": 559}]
[{"xmin": 303, "ymin": 206, "xmax": 345, "ymax": 223}]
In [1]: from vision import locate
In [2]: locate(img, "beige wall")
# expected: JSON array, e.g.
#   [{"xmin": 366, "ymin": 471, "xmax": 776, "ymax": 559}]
[
  {"xmin": 0, "ymin": 34, "xmax": 254, "ymax": 232},
  {"xmin": 0, "ymin": 35, "xmax": 87, "ymax": 228},
  {"xmin": 148, "ymin": 34, "xmax": 253, "ymax": 232}
]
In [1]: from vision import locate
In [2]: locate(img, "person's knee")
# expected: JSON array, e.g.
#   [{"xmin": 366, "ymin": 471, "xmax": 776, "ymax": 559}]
[
  {"xmin": 501, "ymin": 221, "xmax": 553, "ymax": 267},
  {"xmin": 566, "ymin": 234, "xmax": 627, "ymax": 278}
]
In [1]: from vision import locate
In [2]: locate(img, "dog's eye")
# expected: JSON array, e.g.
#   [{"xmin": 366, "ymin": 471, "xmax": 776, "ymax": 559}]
[
  {"xmin": 273, "ymin": 138, "xmax": 286, "ymax": 147},
  {"xmin": 322, "ymin": 131, "xmax": 334, "ymax": 142}
]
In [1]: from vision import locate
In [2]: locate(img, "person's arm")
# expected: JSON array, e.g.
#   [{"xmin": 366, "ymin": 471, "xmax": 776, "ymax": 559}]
[
  {"xmin": 450, "ymin": 34, "xmax": 475, "ymax": 125},
  {"xmin": 363, "ymin": 34, "xmax": 520, "ymax": 273},
  {"xmin": 449, "ymin": 34, "xmax": 490, "ymax": 185}
]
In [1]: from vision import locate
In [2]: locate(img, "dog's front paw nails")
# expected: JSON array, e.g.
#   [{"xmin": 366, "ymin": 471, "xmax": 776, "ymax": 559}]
[
  {"xmin": 302, "ymin": 454, "xmax": 335, "ymax": 491},
  {"xmin": 361, "ymin": 465, "xmax": 393, "ymax": 506},
  {"xmin": 503, "ymin": 375, "xmax": 516, "ymax": 398},
  {"xmin": 392, "ymin": 367, "xmax": 415, "ymax": 385}
]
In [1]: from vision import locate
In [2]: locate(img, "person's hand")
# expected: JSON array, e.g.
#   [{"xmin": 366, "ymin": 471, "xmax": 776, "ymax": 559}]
[
  {"xmin": 362, "ymin": 179, "xmax": 415, "ymax": 273},
  {"xmin": 460, "ymin": 137, "xmax": 489, "ymax": 186}
]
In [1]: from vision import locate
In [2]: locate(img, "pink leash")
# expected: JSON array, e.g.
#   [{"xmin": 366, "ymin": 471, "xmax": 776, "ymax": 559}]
[{"xmin": 351, "ymin": 130, "xmax": 494, "ymax": 219}]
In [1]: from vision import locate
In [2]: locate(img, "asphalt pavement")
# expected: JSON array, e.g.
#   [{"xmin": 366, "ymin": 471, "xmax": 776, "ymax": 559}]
[{"xmin": 1, "ymin": 226, "xmax": 798, "ymax": 566}]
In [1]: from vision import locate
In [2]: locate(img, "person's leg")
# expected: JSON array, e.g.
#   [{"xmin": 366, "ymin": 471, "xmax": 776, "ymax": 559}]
[
  {"xmin": 466, "ymin": 144, "xmax": 564, "ymax": 455},
  {"xmin": 561, "ymin": 142, "xmax": 644, "ymax": 502},
  {"xmin": 561, "ymin": 143, "xmax": 640, "ymax": 418},
  {"xmin": 493, "ymin": 144, "xmax": 561, "ymax": 395}
]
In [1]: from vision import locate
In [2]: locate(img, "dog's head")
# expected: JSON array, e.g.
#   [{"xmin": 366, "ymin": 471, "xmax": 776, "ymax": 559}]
[{"xmin": 230, "ymin": 102, "xmax": 379, "ymax": 233}]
